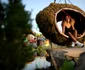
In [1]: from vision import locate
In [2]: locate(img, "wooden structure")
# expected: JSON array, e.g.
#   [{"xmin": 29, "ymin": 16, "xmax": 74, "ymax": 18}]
[
  {"xmin": 46, "ymin": 47, "xmax": 85, "ymax": 70},
  {"xmin": 36, "ymin": 3, "xmax": 85, "ymax": 46}
]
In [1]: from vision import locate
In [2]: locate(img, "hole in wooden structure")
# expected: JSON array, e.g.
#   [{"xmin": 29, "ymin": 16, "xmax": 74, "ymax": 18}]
[{"xmin": 55, "ymin": 8, "xmax": 85, "ymax": 39}]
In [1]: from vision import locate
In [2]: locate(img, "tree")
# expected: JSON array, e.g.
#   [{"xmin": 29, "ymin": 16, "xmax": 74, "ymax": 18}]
[
  {"xmin": 5, "ymin": 0, "xmax": 32, "ymax": 42},
  {"xmin": 0, "ymin": 1, "xmax": 5, "ymax": 42},
  {"xmin": 0, "ymin": 0, "xmax": 34, "ymax": 70}
]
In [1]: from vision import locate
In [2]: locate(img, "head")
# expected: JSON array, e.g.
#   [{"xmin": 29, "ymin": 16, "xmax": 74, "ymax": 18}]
[{"xmin": 65, "ymin": 16, "xmax": 71, "ymax": 22}]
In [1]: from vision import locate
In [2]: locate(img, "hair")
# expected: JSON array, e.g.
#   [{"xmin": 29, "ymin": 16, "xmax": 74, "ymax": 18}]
[
  {"xmin": 62, "ymin": 15, "xmax": 71, "ymax": 24},
  {"xmin": 70, "ymin": 18, "xmax": 75, "ymax": 25}
]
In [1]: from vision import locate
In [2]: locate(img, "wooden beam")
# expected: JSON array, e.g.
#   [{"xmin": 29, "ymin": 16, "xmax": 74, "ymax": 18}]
[{"xmin": 50, "ymin": 52, "xmax": 59, "ymax": 70}]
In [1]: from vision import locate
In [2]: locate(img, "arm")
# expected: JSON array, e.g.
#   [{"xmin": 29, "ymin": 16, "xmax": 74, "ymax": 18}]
[
  {"xmin": 61, "ymin": 21, "xmax": 69, "ymax": 38},
  {"xmin": 72, "ymin": 24, "xmax": 75, "ymax": 30},
  {"xmin": 62, "ymin": 21, "xmax": 65, "ymax": 33},
  {"xmin": 71, "ymin": 19, "xmax": 75, "ymax": 30}
]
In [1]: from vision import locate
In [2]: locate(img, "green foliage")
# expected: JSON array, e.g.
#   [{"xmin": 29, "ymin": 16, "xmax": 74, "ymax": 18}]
[
  {"xmin": 0, "ymin": 0, "xmax": 33, "ymax": 70},
  {"xmin": 0, "ymin": 2, "xmax": 5, "ymax": 42},
  {"xmin": 0, "ymin": 41, "xmax": 34, "ymax": 70},
  {"xmin": 60, "ymin": 59, "xmax": 74, "ymax": 70},
  {"xmin": 23, "ymin": 45, "xmax": 34, "ymax": 62},
  {"xmin": 5, "ymin": 0, "xmax": 32, "ymax": 42},
  {"xmin": 0, "ymin": 42, "xmax": 26, "ymax": 70},
  {"xmin": 35, "ymin": 46, "xmax": 46, "ymax": 56},
  {"xmin": 0, "ymin": 2, "xmax": 4, "ymax": 23}
]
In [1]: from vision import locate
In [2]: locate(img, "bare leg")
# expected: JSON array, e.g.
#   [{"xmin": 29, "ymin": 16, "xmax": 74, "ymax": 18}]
[
  {"xmin": 72, "ymin": 30, "xmax": 77, "ymax": 47},
  {"xmin": 67, "ymin": 32, "xmax": 77, "ymax": 42},
  {"xmin": 74, "ymin": 30, "xmax": 77, "ymax": 38},
  {"xmin": 68, "ymin": 32, "xmax": 84, "ymax": 47}
]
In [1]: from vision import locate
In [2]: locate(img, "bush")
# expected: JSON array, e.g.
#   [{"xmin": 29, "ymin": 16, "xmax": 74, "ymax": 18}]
[
  {"xmin": 23, "ymin": 45, "xmax": 34, "ymax": 62},
  {"xmin": 0, "ymin": 41, "xmax": 34, "ymax": 70}
]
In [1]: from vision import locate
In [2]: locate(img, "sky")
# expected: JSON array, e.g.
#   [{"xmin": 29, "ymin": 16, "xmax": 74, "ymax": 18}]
[{"xmin": 2, "ymin": 0, "xmax": 85, "ymax": 33}]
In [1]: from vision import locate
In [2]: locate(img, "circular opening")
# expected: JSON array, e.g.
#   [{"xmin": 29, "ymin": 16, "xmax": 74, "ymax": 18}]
[{"xmin": 55, "ymin": 8, "xmax": 85, "ymax": 38}]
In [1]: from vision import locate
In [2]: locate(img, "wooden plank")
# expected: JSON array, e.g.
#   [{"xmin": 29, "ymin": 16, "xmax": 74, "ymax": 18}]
[
  {"xmin": 50, "ymin": 47, "xmax": 85, "ymax": 58},
  {"xmin": 50, "ymin": 52, "xmax": 59, "ymax": 70}
]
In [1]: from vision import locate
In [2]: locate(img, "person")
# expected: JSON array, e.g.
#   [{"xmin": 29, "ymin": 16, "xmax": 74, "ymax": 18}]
[
  {"xmin": 62, "ymin": 15, "xmax": 84, "ymax": 47},
  {"xmin": 23, "ymin": 34, "xmax": 37, "ymax": 48}
]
